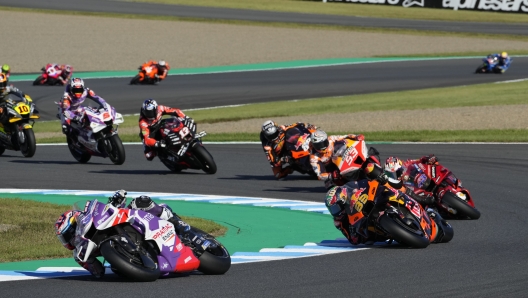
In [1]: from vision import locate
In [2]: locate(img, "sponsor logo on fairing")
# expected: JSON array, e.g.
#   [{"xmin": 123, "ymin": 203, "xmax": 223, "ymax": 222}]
[
  {"xmin": 153, "ymin": 223, "xmax": 173, "ymax": 240},
  {"xmin": 143, "ymin": 213, "xmax": 154, "ymax": 222},
  {"xmin": 184, "ymin": 256, "xmax": 192, "ymax": 263}
]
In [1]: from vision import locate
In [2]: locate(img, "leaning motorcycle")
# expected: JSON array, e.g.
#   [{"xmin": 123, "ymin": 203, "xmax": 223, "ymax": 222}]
[
  {"xmin": 55, "ymin": 101, "xmax": 126, "ymax": 165},
  {"xmin": 281, "ymin": 126, "xmax": 316, "ymax": 177},
  {"xmin": 70, "ymin": 198, "xmax": 231, "ymax": 281},
  {"xmin": 475, "ymin": 55, "xmax": 511, "ymax": 74},
  {"xmin": 130, "ymin": 63, "xmax": 160, "ymax": 85},
  {"xmin": 154, "ymin": 116, "xmax": 217, "ymax": 174},
  {"xmin": 33, "ymin": 64, "xmax": 65, "ymax": 86},
  {"xmin": 0, "ymin": 91, "xmax": 39, "ymax": 157},
  {"xmin": 402, "ymin": 161, "xmax": 480, "ymax": 219},
  {"xmin": 331, "ymin": 138, "xmax": 384, "ymax": 183},
  {"xmin": 346, "ymin": 180, "xmax": 454, "ymax": 248}
]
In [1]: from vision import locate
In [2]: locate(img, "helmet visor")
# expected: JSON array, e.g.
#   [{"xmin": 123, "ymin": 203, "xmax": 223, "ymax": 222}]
[
  {"xmin": 72, "ymin": 87, "xmax": 84, "ymax": 97},
  {"xmin": 313, "ymin": 139, "xmax": 329, "ymax": 151},
  {"xmin": 265, "ymin": 129, "xmax": 280, "ymax": 141},
  {"xmin": 144, "ymin": 108, "xmax": 156, "ymax": 120}
]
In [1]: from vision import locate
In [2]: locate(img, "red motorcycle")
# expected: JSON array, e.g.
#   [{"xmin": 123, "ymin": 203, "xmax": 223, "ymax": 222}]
[
  {"xmin": 33, "ymin": 64, "xmax": 65, "ymax": 86},
  {"xmin": 402, "ymin": 161, "xmax": 480, "ymax": 219},
  {"xmin": 154, "ymin": 116, "xmax": 217, "ymax": 174}
]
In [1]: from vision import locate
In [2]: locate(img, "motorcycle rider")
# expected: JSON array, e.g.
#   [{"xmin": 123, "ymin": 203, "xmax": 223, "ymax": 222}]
[
  {"xmin": 60, "ymin": 64, "xmax": 74, "ymax": 83},
  {"xmin": 42, "ymin": 63, "xmax": 67, "ymax": 85},
  {"xmin": 0, "ymin": 74, "xmax": 27, "ymax": 124},
  {"xmin": 309, "ymin": 129, "xmax": 373, "ymax": 188},
  {"xmin": 260, "ymin": 120, "xmax": 318, "ymax": 179},
  {"xmin": 141, "ymin": 60, "xmax": 170, "ymax": 82},
  {"xmin": 139, "ymin": 98, "xmax": 189, "ymax": 161},
  {"xmin": 383, "ymin": 155, "xmax": 438, "ymax": 206},
  {"xmin": 54, "ymin": 190, "xmax": 191, "ymax": 278},
  {"xmin": 1, "ymin": 64, "xmax": 10, "ymax": 81},
  {"xmin": 59, "ymin": 78, "xmax": 108, "ymax": 136},
  {"xmin": 493, "ymin": 52, "xmax": 511, "ymax": 72}
]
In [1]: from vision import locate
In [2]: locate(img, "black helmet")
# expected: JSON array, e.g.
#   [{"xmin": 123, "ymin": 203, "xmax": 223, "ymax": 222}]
[{"xmin": 142, "ymin": 98, "xmax": 158, "ymax": 120}]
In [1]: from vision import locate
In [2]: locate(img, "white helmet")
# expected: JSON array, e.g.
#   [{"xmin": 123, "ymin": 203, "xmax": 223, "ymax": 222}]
[
  {"xmin": 311, "ymin": 130, "xmax": 329, "ymax": 152},
  {"xmin": 262, "ymin": 120, "xmax": 280, "ymax": 141}
]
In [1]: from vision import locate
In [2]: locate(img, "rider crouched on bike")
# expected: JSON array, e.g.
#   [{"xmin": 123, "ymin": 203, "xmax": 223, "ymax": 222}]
[
  {"xmin": 59, "ymin": 78, "xmax": 107, "ymax": 137},
  {"xmin": 142, "ymin": 60, "xmax": 170, "ymax": 82},
  {"xmin": 493, "ymin": 52, "xmax": 511, "ymax": 72},
  {"xmin": 260, "ymin": 120, "xmax": 317, "ymax": 179},
  {"xmin": 139, "ymin": 98, "xmax": 189, "ymax": 161},
  {"xmin": 54, "ymin": 190, "xmax": 190, "ymax": 278},
  {"xmin": 0, "ymin": 74, "xmax": 29, "ymax": 123},
  {"xmin": 383, "ymin": 155, "xmax": 439, "ymax": 207},
  {"xmin": 309, "ymin": 130, "xmax": 368, "ymax": 188},
  {"xmin": 60, "ymin": 64, "xmax": 73, "ymax": 83}
]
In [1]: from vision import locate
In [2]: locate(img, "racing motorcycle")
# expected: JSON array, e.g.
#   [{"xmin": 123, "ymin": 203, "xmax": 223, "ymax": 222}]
[
  {"xmin": 55, "ymin": 101, "xmax": 126, "ymax": 165},
  {"xmin": 0, "ymin": 91, "xmax": 39, "ymax": 157},
  {"xmin": 331, "ymin": 138, "xmax": 384, "ymax": 183},
  {"xmin": 346, "ymin": 179, "xmax": 454, "ymax": 248},
  {"xmin": 130, "ymin": 63, "xmax": 160, "ymax": 85},
  {"xmin": 33, "ymin": 64, "xmax": 65, "ymax": 86},
  {"xmin": 154, "ymin": 116, "xmax": 217, "ymax": 174},
  {"xmin": 281, "ymin": 126, "xmax": 316, "ymax": 177},
  {"xmin": 71, "ymin": 198, "xmax": 231, "ymax": 281},
  {"xmin": 475, "ymin": 55, "xmax": 511, "ymax": 74},
  {"xmin": 402, "ymin": 160, "xmax": 480, "ymax": 219}
]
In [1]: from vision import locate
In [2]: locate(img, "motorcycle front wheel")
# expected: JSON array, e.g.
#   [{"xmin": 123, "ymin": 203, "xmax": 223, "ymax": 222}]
[
  {"xmin": 32, "ymin": 76, "xmax": 44, "ymax": 86},
  {"xmin": 188, "ymin": 227, "xmax": 231, "ymax": 275},
  {"xmin": 378, "ymin": 213, "xmax": 430, "ymax": 248},
  {"xmin": 19, "ymin": 128, "xmax": 36, "ymax": 157},
  {"xmin": 193, "ymin": 145, "xmax": 217, "ymax": 174},
  {"xmin": 130, "ymin": 75, "xmax": 141, "ymax": 85},
  {"xmin": 441, "ymin": 192, "xmax": 481, "ymax": 220},
  {"xmin": 0, "ymin": 146, "xmax": 5, "ymax": 156},
  {"xmin": 100, "ymin": 239, "xmax": 160, "ymax": 282},
  {"xmin": 104, "ymin": 134, "xmax": 126, "ymax": 165}
]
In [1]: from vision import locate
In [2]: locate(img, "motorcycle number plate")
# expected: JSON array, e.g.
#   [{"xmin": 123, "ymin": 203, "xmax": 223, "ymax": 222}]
[{"xmin": 15, "ymin": 104, "xmax": 30, "ymax": 115}]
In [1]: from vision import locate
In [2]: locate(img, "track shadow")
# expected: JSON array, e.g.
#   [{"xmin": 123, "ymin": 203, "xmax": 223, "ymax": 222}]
[
  {"xmin": 90, "ymin": 169, "xmax": 204, "ymax": 175},
  {"xmin": 263, "ymin": 186, "xmax": 327, "ymax": 193},
  {"xmin": 218, "ymin": 174, "xmax": 316, "ymax": 181},
  {"xmin": 8, "ymin": 159, "xmax": 102, "ymax": 165}
]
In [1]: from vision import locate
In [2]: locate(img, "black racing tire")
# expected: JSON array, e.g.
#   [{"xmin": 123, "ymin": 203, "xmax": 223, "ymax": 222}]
[
  {"xmin": 437, "ymin": 219, "xmax": 454, "ymax": 243},
  {"xmin": 130, "ymin": 75, "xmax": 141, "ymax": 85},
  {"xmin": 379, "ymin": 214, "xmax": 430, "ymax": 248},
  {"xmin": 0, "ymin": 146, "xmax": 5, "ymax": 156},
  {"xmin": 67, "ymin": 137, "xmax": 91, "ymax": 163},
  {"xmin": 190, "ymin": 227, "xmax": 231, "ymax": 275},
  {"xmin": 19, "ymin": 129, "xmax": 36, "ymax": 158},
  {"xmin": 32, "ymin": 76, "xmax": 44, "ymax": 86},
  {"xmin": 100, "ymin": 240, "xmax": 160, "ymax": 282},
  {"xmin": 441, "ymin": 192, "xmax": 481, "ymax": 220},
  {"xmin": 105, "ymin": 134, "xmax": 126, "ymax": 165},
  {"xmin": 193, "ymin": 145, "xmax": 217, "ymax": 174}
]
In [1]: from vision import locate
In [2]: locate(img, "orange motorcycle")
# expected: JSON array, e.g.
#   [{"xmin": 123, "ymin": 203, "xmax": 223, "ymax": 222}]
[
  {"xmin": 130, "ymin": 63, "xmax": 160, "ymax": 85},
  {"xmin": 331, "ymin": 138, "xmax": 384, "ymax": 183}
]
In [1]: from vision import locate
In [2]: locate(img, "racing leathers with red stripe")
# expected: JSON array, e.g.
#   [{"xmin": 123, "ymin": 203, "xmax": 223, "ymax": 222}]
[
  {"xmin": 139, "ymin": 105, "xmax": 186, "ymax": 160},
  {"xmin": 59, "ymin": 87, "xmax": 106, "ymax": 135},
  {"xmin": 309, "ymin": 134, "xmax": 362, "ymax": 187},
  {"xmin": 260, "ymin": 122, "xmax": 317, "ymax": 179}
]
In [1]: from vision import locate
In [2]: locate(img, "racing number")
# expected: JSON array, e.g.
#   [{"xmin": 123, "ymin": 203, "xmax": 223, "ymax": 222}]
[
  {"xmin": 16, "ymin": 105, "xmax": 29, "ymax": 113},
  {"xmin": 354, "ymin": 194, "xmax": 368, "ymax": 213},
  {"xmin": 179, "ymin": 126, "xmax": 190, "ymax": 139}
]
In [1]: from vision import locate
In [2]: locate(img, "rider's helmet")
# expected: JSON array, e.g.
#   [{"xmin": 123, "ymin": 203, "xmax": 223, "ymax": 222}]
[
  {"xmin": 262, "ymin": 120, "xmax": 281, "ymax": 142},
  {"xmin": 1, "ymin": 64, "xmax": 10, "ymax": 77},
  {"xmin": 69, "ymin": 78, "xmax": 85, "ymax": 99},
  {"xmin": 311, "ymin": 130, "xmax": 329, "ymax": 153},
  {"xmin": 158, "ymin": 60, "xmax": 167, "ymax": 68},
  {"xmin": 63, "ymin": 65, "xmax": 72, "ymax": 74},
  {"xmin": 501, "ymin": 52, "xmax": 508, "ymax": 59},
  {"xmin": 54, "ymin": 210, "xmax": 81, "ymax": 250},
  {"xmin": 141, "ymin": 98, "xmax": 159, "ymax": 121},
  {"xmin": 384, "ymin": 157, "xmax": 404, "ymax": 188}
]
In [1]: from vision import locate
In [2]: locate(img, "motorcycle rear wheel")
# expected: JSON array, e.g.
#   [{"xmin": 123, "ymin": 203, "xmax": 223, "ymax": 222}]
[
  {"xmin": 105, "ymin": 134, "xmax": 126, "ymax": 165},
  {"xmin": 379, "ymin": 214, "xmax": 430, "ymax": 248},
  {"xmin": 441, "ymin": 192, "xmax": 481, "ymax": 220},
  {"xmin": 67, "ymin": 137, "xmax": 91, "ymax": 163},
  {"xmin": 19, "ymin": 129, "xmax": 36, "ymax": 158},
  {"xmin": 189, "ymin": 227, "xmax": 231, "ymax": 275},
  {"xmin": 100, "ymin": 240, "xmax": 160, "ymax": 282},
  {"xmin": 193, "ymin": 145, "xmax": 217, "ymax": 174}
]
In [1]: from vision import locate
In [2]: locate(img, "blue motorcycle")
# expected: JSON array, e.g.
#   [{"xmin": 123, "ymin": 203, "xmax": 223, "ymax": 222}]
[{"xmin": 475, "ymin": 54, "xmax": 511, "ymax": 74}]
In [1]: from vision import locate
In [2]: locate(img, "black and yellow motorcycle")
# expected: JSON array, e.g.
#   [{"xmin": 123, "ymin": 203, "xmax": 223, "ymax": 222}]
[{"xmin": 0, "ymin": 91, "xmax": 40, "ymax": 157}]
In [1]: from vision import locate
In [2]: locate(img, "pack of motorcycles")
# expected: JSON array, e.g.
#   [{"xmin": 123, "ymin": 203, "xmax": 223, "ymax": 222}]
[{"xmin": 0, "ymin": 57, "xmax": 490, "ymax": 281}]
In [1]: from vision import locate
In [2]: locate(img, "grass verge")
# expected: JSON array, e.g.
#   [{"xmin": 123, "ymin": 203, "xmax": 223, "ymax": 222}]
[
  {"xmin": 0, "ymin": 198, "xmax": 226, "ymax": 263},
  {"xmin": 127, "ymin": 0, "xmax": 528, "ymax": 24},
  {"xmin": 1, "ymin": 6, "xmax": 527, "ymax": 42}
]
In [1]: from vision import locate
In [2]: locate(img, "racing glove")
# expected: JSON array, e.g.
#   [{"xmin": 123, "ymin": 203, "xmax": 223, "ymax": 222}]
[
  {"xmin": 376, "ymin": 173, "xmax": 389, "ymax": 185},
  {"xmin": 108, "ymin": 189, "xmax": 127, "ymax": 207},
  {"xmin": 154, "ymin": 140, "xmax": 166, "ymax": 148},
  {"xmin": 421, "ymin": 154, "xmax": 438, "ymax": 165}
]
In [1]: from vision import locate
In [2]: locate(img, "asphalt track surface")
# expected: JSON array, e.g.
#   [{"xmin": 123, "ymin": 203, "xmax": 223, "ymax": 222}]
[
  {"xmin": 4, "ymin": 0, "xmax": 528, "ymax": 36},
  {"xmin": 17, "ymin": 56, "xmax": 528, "ymax": 121},
  {"xmin": 1, "ymin": 143, "xmax": 528, "ymax": 297}
]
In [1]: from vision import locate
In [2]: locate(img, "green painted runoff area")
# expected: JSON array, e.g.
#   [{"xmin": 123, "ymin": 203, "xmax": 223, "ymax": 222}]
[
  {"xmin": 9, "ymin": 57, "xmax": 477, "ymax": 81},
  {"xmin": 0, "ymin": 193, "xmax": 340, "ymax": 271}
]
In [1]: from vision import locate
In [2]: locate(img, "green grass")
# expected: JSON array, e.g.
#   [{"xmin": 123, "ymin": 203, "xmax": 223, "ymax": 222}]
[
  {"xmin": 127, "ymin": 0, "xmax": 528, "ymax": 23},
  {"xmin": 0, "ymin": 198, "xmax": 226, "ymax": 263},
  {"xmin": 2, "ymin": 6, "xmax": 528, "ymax": 42}
]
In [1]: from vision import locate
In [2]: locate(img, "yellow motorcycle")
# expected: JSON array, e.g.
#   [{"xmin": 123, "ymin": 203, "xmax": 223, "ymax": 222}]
[{"xmin": 0, "ymin": 91, "xmax": 40, "ymax": 157}]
